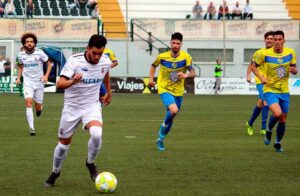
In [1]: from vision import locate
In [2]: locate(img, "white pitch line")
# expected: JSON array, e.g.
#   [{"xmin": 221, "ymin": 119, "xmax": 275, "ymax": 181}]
[{"xmin": 125, "ymin": 136, "xmax": 136, "ymax": 139}]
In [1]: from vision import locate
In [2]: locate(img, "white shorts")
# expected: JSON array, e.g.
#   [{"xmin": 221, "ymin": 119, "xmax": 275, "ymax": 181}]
[
  {"xmin": 23, "ymin": 84, "xmax": 44, "ymax": 104},
  {"xmin": 58, "ymin": 104, "xmax": 102, "ymax": 138}
]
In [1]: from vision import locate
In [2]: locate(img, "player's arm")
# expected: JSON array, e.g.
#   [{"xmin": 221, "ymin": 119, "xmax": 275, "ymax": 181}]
[
  {"xmin": 101, "ymin": 72, "xmax": 112, "ymax": 106},
  {"xmin": 252, "ymin": 49, "xmax": 267, "ymax": 84},
  {"xmin": 246, "ymin": 62, "xmax": 253, "ymax": 83},
  {"xmin": 42, "ymin": 60, "xmax": 52, "ymax": 83},
  {"xmin": 177, "ymin": 55, "xmax": 196, "ymax": 79},
  {"xmin": 149, "ymin": 65, "xmax": 156, "ymax": 87},
  {"xmin": 16, "ymin": 63, "xmax": 23, "ymax": 85},
  {"xmin": 110, "ymin": 60, "xmax": 118, "ymax": 69},
  {"xmin": 56, "ymin": 74, "xmax": 83, "ymax": 89},
  {"xmin": 177, "ymin": 66, "xmax": 196, "ymax": 79},
  {"xmin": 252, "ymin": 63, "xmax": 267, "ymax": 84},
  {"xmin": 289, "ymin": 50, "xmax": 297, "ymax": 75}
]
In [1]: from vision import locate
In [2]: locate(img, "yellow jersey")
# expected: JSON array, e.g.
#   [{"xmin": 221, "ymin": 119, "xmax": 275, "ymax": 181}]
[
  {"xmin": 152, "ymin": 50, "xmax": 193, "ymax": 96},
  {"xmin": 252, "ymin": 48, "xmax": 268, "ymax": 84},
  {"xmin": 254, "ymin": 47, "xmax": 297, "ymax": 93},
  {"xmin": 104, "ymin": 48, "xmax": 117, "ymax": 62}
]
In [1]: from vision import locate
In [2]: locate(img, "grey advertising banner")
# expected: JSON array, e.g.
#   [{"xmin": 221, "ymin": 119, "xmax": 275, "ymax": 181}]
[{"xmin": 110, "ymin": 77, "xmax": 194, "ymax": 94}]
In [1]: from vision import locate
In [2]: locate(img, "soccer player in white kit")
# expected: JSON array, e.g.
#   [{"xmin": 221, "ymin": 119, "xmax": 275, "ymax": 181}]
[
  {"xmin": 44, "ymin": 34, "xmax": 112, "ymax": 187},
  {"xmin": 16, "ymin": 33, "xmax": 52, "ymax": 136}
]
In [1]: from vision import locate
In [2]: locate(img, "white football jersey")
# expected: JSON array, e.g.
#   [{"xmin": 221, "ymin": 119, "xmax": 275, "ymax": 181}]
[
  {"xmin": 17, "ymin": 48, "xmax": 49, "ymax": 85},
  {"xmin": 60, "ymin": 52, "xmax": 111, "ymax": 109}
]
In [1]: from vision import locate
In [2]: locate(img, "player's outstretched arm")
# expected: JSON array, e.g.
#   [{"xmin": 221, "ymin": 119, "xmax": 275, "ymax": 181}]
[{"xmin": 56, "ymin": 73, "xmax": 83, "ymax": 89}]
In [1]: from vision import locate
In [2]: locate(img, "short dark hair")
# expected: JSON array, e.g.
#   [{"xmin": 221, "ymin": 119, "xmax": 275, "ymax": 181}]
[
  {"xmin": 88, "ymin": 34, "xmax": 107, "ymax": 48},
  {"xmin": 273, "ymin": 30, "xmax": 285, "ymax": 39},
  {"xmin": 264, "ymin": 31, "xmax": 274, "ymax": 39},
  {"xmin": 21, "ymin": 33, "xmax": 37, "ymax": 45},
  {"xmin": 171, "ymin": 32, "xmax": 183, "ymax": 42}
]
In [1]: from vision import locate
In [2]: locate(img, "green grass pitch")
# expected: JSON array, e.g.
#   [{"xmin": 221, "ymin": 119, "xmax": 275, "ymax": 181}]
[{"xmin": 0, "ymin": 93, "xmax": 300, "ymax": 196}]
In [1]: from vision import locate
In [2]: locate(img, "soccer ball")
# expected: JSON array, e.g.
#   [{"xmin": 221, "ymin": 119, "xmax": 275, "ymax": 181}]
[{"xmin": 95, "ymin": 172, "xmax": 117, "ymax": 193}]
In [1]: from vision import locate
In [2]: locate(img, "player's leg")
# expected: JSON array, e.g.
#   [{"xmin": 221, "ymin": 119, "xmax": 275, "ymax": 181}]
[
  {"xmin": 264, "ymin": 93, "xmax": 280, "ymax": 145},
  {"xmin": 156, "ymin": 93, "xmax": 180, "ymax": 151},
  {"xmin": 246, "ymin": 84, "xmax": 263, "ymax": 135},
  {"xmin": 246, "ymin": 99, "xmax": 262, "ymax": 135},
  {"xmin": 83, "ymin": 105, "xmax": 103, "ymax": 181},
  {"xmin": 44, "ymin": 113, "xmax": 81, "ymax": 187},
  {"xmin": 34, "ymin": 87, "xmax": 44, "ymax": 117},
  {"xmin": 260, "ymin": 84, "xmax": 268, "ymax": 134},
  {"xmin": 273, "ymin": 94, "xmax": 290, "ymax": 152},
  {"xmin": 85, "ymin": 120, "xmax": 102, "ymax": 181},
  {"xmin": 260, "ymin": 100, "xmax": 269, "ymax": 135},
  {"xmin": 24, "ymin": 85, "xmax": 35, "ymax": 135},
  {"xmin": 164, "ymin": 96, "xmax": 183, "ymax": 135}
]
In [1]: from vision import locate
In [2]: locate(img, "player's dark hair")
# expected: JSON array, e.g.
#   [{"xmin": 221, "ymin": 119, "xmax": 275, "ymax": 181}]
[
  {"xmin": 88, "ymin": 34, "xmax": 107, "ymax": 49},
  {"xmin": 264, "ymin": 31, "xmax": 274, "ymax": 39},
  {"xmin": 171, "ymin": 32, "xmax": 183, "ymax": 41},
  {"xmin": 273, "ymin": 30, "xmax": 285, "ymax": 39},
  {"xmin": 21, "ymin": 33, "xmax": 37, "ymax": 45}
]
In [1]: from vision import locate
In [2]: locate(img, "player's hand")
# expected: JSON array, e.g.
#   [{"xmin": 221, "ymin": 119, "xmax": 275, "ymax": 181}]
[
  {"xmin": 102, "ymin": 92, "xmax": 112, "ymax": 106},
  {"xmin": 246, "ymin": 75, "xmax": 251, "ymax": 83},
  {"xmin": 16, "ymin": 78, "xmax": 21, "ymax": 85},
  {"xmin": 149, "ymin": 80, "xmax": 156, "ymax": 87},
  {"xmin": 41, "ymin": 76, "xmax": 48, "ymax": 84},
  {"xmin": 71, "ymin": 73, "xmax": 83, "ymax": 84},
  {"xmin": 290, "ymin": 67, "xmax": 298, "ymax": 75},
  {"xmin": 177, "ymin": 72, "xmax": 188, "ymax": 79}
]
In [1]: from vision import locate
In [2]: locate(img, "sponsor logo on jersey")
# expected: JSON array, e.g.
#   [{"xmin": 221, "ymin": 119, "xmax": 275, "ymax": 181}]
[
  {"xmin": 24, "ymin": 63, "xmax": 39, "ymax": 67},
  {"xmin": 82, "ymin": 78, "xmax": 102, "ymax": 84}
]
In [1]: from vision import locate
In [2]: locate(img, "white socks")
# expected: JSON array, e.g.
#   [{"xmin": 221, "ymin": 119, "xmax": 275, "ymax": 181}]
[
  {"xmin": 51, "ymin": 126, "xmax": 102, "ymax": 173},
  {"xmin": 53, "ymin": 142, "xmax": 70, "ymax": 173},
  {"xmin": 26, "ymin": 107, "xmax": 34, "ymax": 130},
  {"xmin": 87, "ymin": 126, "xmax": 103, "ymax": 164}
]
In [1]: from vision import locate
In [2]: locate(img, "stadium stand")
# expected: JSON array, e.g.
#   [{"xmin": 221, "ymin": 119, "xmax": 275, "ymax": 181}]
[
  {"xmin": 10, "ymin": 0, "xmax": 291, "ymax": 20},
  {"xmin": 116, "ymin": 0, "xmax": 290, "ymax": 20},
  {"xmin": 11, "ymin": 0, "xmax": 94, "ymax": 17},
  {"xmin": 284, "ymin": 0, "xmax": 300, "ymax": 19}
]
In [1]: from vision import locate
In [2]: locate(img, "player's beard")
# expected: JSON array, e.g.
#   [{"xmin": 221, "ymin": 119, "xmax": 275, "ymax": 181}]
[
  {"xmin": 25, "ymin": 45, "xmax": 34, "ymax": 53},
  {"xmin": 171, "ymin": 47, "xmax": 180, "ymax": 56},
  {"xmin": 86, "ymin": 52, "xmax": 99, "ymax": 64}
]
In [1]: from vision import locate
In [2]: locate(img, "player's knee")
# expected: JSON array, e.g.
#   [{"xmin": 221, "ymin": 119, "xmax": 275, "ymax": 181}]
[
  {"xmin": 58, "ymin": 142, "xmax": 70, "ymax": 151},
  {"xmin": 278, "ymin": 113, "xmax": 287, "ymax": 123},
  {"xmin": 170, "ymin": 108, "xmax": 179, "ymax": 116},
  {"xmin": 56, "ymin": 142, "xmax": 70, "ymax": 157},
  {"xmin": 273, "ymin": 111, "xmax": 282, "ymax": 119},
  {"xmin": 90, "ymin": 126, "xmax": 103, "ymax": 141}
]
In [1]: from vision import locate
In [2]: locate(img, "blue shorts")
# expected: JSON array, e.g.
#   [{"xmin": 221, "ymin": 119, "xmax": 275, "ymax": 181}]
[
  {"xmin": 263, "ymin": 92, "xmax": 290, "ymax": 113},
  {"xmin": 160, "ymin": 92, "xmax": 183, "ymax": 110},
  {"xmin": 256, "ymin": 84, "xmax": 264, "ymax": 100}
]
